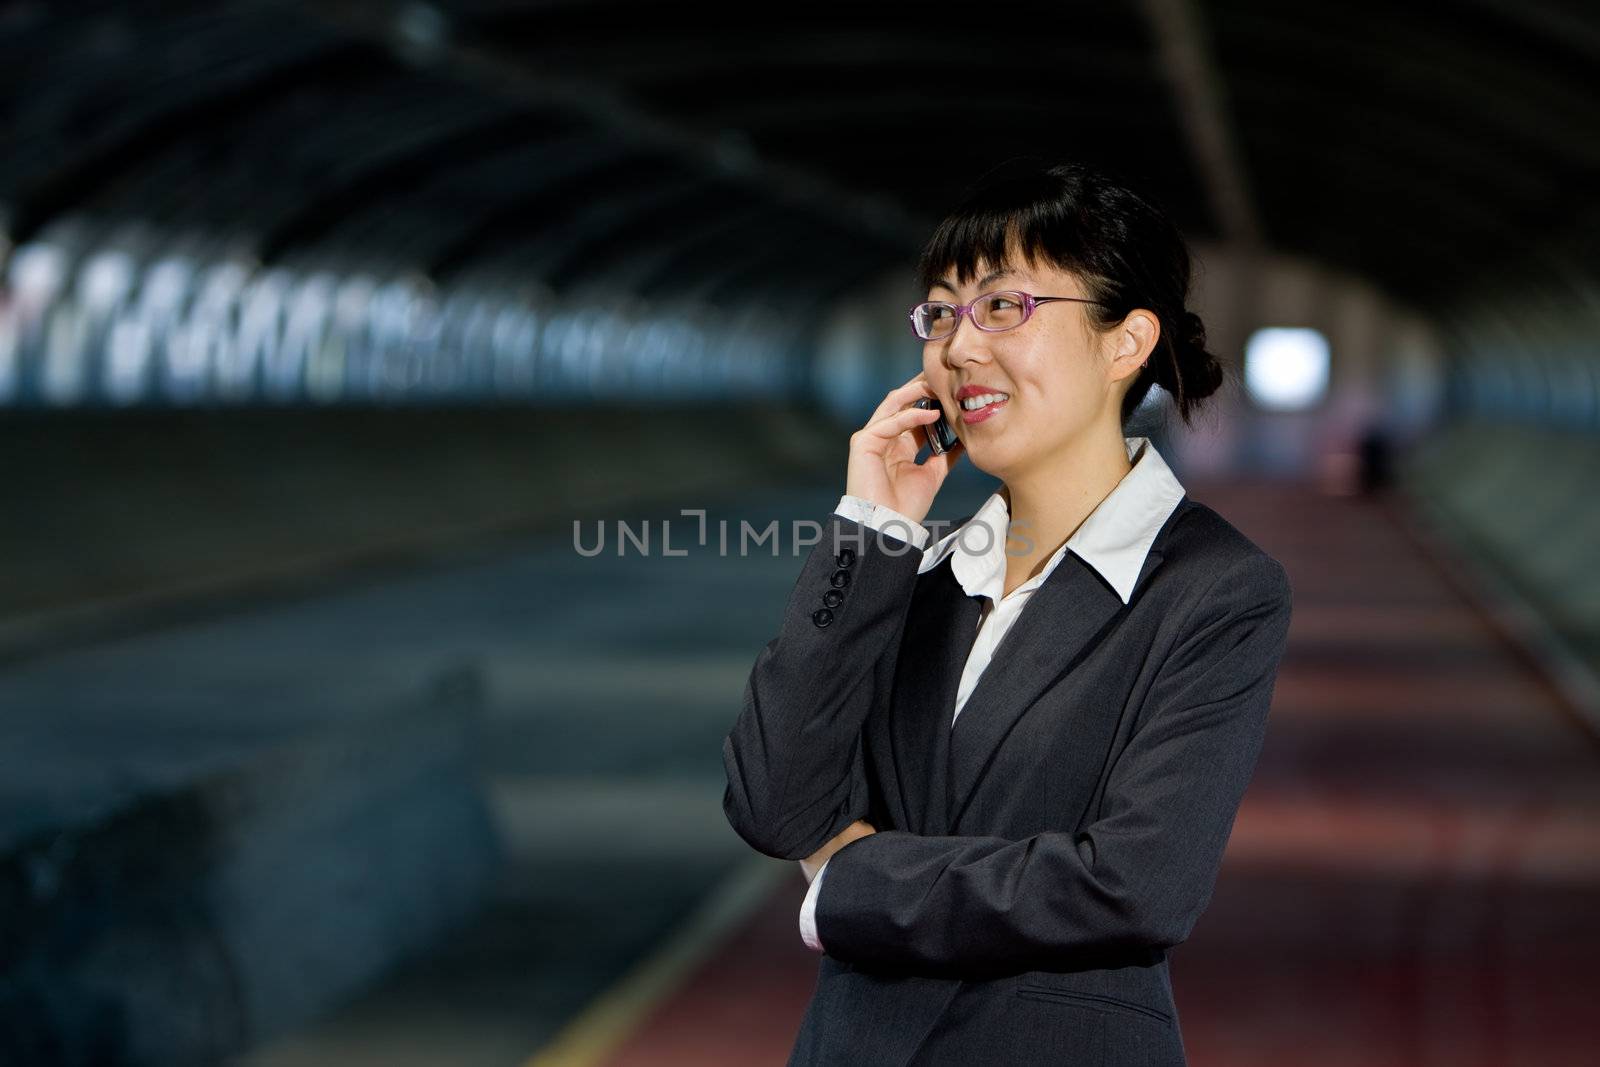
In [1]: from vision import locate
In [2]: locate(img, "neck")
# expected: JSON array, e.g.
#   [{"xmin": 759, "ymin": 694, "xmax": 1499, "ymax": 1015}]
[{"xmin": 1000, "ymin": 427, "xmax": 1134, "ymax": 564}]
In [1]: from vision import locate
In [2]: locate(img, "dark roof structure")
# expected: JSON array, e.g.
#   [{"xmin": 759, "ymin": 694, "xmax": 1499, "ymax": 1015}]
[{"xmin": 3, "ymin": 0, "xmax": 1593, "ymax": 315}]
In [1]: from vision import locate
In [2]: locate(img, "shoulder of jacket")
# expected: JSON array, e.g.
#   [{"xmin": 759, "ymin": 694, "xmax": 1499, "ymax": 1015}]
[{"xmin": 1161, "ymin": 498, "xmax": 1290, "ymax": 596}]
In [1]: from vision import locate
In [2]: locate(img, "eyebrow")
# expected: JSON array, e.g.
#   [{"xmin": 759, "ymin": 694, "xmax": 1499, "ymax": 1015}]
[{"xmin": 929, "ymin": 268, "xmax": 1021, "ymax": 294}]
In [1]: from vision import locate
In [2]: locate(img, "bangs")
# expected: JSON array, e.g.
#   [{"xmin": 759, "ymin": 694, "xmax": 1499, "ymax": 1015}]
[
  {"xmin": 914, "ymin": 162, "xmax": 1100, "ymax": 296},
  {"xmin": 916, "ymin": 213, "xmax": 1031, "ymax": 294}
]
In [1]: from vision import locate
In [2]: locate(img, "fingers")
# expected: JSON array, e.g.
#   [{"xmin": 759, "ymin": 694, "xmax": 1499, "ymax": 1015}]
[
  {"xmin": 866, "ymin": 372, "xmax": 938, "ymax": 425},
  {"xmin": 856, "ymin": 404, "xmax": 941, "ymax": 447}
]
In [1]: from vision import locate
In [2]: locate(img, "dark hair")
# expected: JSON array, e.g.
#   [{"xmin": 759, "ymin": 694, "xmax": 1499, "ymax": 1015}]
[{"xmin": 915, "ymin": 158, "xmax": 1223, "ymax": 429}]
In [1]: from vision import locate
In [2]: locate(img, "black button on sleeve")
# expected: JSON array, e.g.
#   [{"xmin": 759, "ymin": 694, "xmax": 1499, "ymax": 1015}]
[
  {"xmin": 829, "ymin": 570, "xmax": 851, "ymax": 589},
  {"xmin": 835, "ymin": 547, "xmax": 857, "ymax": 568},
  {"xmin": 822, "ymin": 589, "xmax": 844, "ymax": 608},
  {"xmin": 811, "ymin": 608, "xmax": 834, "ymax": 628}
]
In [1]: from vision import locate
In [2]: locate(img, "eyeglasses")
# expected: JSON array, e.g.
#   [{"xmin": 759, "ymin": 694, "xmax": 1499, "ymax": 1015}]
[{"xmin": 908, "ymin": 290, "xmax": 1109, "ymax": 342}]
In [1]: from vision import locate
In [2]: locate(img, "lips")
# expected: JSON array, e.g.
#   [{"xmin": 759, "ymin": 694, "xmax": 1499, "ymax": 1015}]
[
  {"xmin": 959, "ymin": 394, "xmax": 1008, "ymax": 424},
  {"xmin": 954, "ymin": 384, "xmax": 1010, "ymax": 425},
  {"xmin": 959, "ymin": 390, "xmax": 1009, "ymax": 410}
]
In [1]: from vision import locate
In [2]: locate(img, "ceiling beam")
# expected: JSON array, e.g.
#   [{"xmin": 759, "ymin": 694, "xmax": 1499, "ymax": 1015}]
[
  {"xmin": 495, "ymin": 38, "xmax": 1152, "ymax": 90},
  {"xmin": 423, "ymin": 146, "xmax": 685, "ymax": 278},
  {"xmin": 6, "ymin": 43, "xmax": 363, "ymax": 243},
  {"xmin": 1217, "ymin": 10, "xmax": 1597, "ymax": 158},
  {"xmin": 1136, "ymin": 0, "xmax": 1263, "ymax": 248},
  {"xmin": 585, "ymin": 200, "xmax": 788, "ymax": 298},
  {"xmin": 285, "ymin": 0, "xmax": 928, "ymax": 252},
  {"xmin": 463, "ymin": 171, "xmax": 718, "ymax": 281},
  {"xmin": 256, "ymin": 109, "xmax": 573, "ymax": 261},
  {"xmin": 540, "ymin": 186, "xmax": 764, "ymax": 291}
]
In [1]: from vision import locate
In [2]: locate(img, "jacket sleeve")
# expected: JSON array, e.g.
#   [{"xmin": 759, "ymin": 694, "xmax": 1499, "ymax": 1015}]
[
  {"xmin": 812, "ymin": 554, "xmax": 1293, "ymax": 976},
  {"xmin": 721, "ymin": 507, "xmax": 927, "ymax": 861}
]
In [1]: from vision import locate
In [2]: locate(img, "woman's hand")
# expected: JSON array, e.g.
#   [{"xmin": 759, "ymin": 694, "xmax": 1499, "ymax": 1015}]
[
  {"xmin": 845, "ymin": 373, "xmax": 964, "ymax": 526},
  {"xmin": 800, "ymin": 819, "xmax": 877, "ymax": 884}
]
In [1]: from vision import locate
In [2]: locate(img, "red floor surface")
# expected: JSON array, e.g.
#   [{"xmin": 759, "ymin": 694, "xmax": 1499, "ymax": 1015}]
[{"xmin": 600, "ymin": 484, "xmax": 1600, "ymax": 1066}]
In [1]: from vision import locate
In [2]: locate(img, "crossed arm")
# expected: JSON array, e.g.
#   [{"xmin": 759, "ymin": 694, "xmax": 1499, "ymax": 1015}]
[
  {"xmin": 810, "ymin": 555, "xmax": 1292, "ymax": 975},
  {"xmin": 722, "ymin": 503, "xmax": 1292, "ymax": 976}
]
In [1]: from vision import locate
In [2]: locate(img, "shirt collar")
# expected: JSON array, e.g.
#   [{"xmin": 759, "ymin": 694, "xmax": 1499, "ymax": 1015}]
[{"xmin": 916, "ymin": 436, "xmax": 1187, "ymax": 604}]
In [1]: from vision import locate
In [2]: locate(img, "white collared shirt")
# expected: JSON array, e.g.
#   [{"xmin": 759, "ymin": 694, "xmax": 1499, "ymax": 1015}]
[{"xmin": 800, "ymin": 435, "xmax": 1187, "ymax": 952}]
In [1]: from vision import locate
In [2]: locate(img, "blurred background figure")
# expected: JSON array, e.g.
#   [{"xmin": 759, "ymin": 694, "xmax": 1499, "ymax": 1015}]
[
  {"xmin": 0, "ymin": 2, "xmax": 1595, "ymax": 1065},
  {"xmin": 1357, "ymin": 421, "xmax": 1394, "ymax": 495}
]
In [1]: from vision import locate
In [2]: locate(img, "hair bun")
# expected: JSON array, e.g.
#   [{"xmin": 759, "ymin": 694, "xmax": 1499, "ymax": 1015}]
[
  {"xmin": 1179, "ymin": 310, "xmax": 1205, "ymax": 351},
  {"xmin": 1168, "ymin": 309, "xmax": 1223, "ymax": 404}
]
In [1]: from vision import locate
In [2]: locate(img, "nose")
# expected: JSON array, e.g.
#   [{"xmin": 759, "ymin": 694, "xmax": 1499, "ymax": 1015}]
[{"xmin": 942, "ymin": 308, "xmax": 991, "ymax": 367}]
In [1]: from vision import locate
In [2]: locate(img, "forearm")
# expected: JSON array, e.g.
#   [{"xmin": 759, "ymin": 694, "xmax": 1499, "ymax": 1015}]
[{"xmin": 811, "ymin": 828, "xmax": 1181, "ymax": 975}]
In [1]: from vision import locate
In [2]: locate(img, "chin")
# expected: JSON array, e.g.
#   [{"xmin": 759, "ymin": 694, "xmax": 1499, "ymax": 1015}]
[{"xmin": 962, "ymin": 448, "xmax": 1010, "ymax": 481}]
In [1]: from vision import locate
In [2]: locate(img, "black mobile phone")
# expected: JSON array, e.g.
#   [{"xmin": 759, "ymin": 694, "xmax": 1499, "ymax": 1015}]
[{"xmin": 913, "ymin": 397, "xmax": 959, "ymax": 456}]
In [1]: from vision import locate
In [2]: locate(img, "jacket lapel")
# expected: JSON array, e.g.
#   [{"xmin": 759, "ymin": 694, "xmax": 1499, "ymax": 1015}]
[
  {"xmin": 889, "ymin": 559, "xmax": 984, "ymax": 836},
  {"xmin": 944, "ymin": 542, "xmax": 1168, "ymax": 829}
]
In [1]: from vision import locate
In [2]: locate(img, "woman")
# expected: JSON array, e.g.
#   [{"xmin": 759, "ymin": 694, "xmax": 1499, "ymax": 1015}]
[{"xmin": 722, "ymin": 159, "xmax": 1293, "ymax": 1066}]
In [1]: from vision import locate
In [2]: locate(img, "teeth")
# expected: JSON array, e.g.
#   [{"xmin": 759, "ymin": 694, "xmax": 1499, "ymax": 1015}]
[{"xmin": 960, "ymin": 392, "xmax": 1010, "ymax": 411}]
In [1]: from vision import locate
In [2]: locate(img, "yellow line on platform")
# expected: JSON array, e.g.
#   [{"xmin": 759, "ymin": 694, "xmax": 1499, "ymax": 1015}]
[{"xmin": 523, "ymin": 855, "xmax": 792, "ymax": 1067}]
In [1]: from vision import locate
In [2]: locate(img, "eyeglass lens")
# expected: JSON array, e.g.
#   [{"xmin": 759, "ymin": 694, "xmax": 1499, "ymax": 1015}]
[{"xmin": 914, "ymin": 292, "xmax": 1027, "ymax": 340}]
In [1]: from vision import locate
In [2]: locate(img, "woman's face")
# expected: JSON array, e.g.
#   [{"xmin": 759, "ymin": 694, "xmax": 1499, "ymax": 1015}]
[{"xmin": 921, "ymin": 254, "xmax": 1121, "ymax": 483}]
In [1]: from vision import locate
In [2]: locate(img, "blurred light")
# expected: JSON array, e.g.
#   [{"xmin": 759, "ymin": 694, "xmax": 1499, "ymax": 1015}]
[
  {"xmin": 78, "ymin": 250, "xmax": 135, "ymax": 316},
  {"xmin": 326, "ymin": 275, "xmax": 376, "ymax": 402},
  {"xmin": 0, "ymin": 296, "xmax": 16, "ymax": 403},
  {"xmin": 195, "ymin": 262, "xmax": 250, "ymax": 402},
  {"xmin": 454, "ymin": 293, "xmax": 499, "ymax": 397},
  {"xmin": 229, "ymin": 269, "xmax": 290, "ymax": 402},
  {"xmin": 492, "ymin": 303, "xmax": 538, "ymax": 397},
  {"xmin": 165, "ymin": 317, "xmax": 212, "ymax": 404},
  {"xmin": 104, "ymin": 308, "xmax": 153, "ymax": 405},
  {"xmin": 270, "ymin": 272, "xmax": 334, "ymax": 402},
  {"xmin": 1244, "ymin": 327, "xmax": 1329, "ymax": 410},
  {"xmin": 393, "ymin": 2, "xmax": 448, "ymax": 65},
  {"xmin": 307, "ymin": 332, "xmax": 347, "ymax": 404},
  {"xmin": 8, "ymin": 242, "xmax": 67, "ymax": 302},
  {"xmin": 0, "ymin": 224, "xmax": 799, "ymax": 409},
  {"xmin": 42, "ymin": 303, "xmax": 89, "ymax": 405},
  {"xmin": 143, "ymin": 256, "xmax": 194, "ymax": 314}
]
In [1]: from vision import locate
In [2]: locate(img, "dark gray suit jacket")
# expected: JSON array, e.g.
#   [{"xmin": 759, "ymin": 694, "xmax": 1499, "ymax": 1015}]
[{"xmin": 722, "ymin": 496, "xmax": 1293, "ymax": 1066}]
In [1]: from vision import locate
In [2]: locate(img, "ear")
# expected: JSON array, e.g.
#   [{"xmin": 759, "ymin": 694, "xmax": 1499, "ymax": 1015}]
[{"xmin": 1109, "ymin": 308, "xmax": 1159, "ymax": 382}]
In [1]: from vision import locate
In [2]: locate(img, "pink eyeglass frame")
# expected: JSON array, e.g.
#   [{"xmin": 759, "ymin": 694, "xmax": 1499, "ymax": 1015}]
[{"xmin": 908, "ymin": 290, "xmax": 1109, "ymax": 341}]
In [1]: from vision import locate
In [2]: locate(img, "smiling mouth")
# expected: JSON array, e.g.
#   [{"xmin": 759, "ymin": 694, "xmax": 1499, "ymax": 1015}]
[
  {"xmin": 959, "ymin": 393, "xmax": 1009, "ymax": 423},
  {"xmin": 959, "ymin": 391, "xmax": 1010, "ymax": 411}
]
